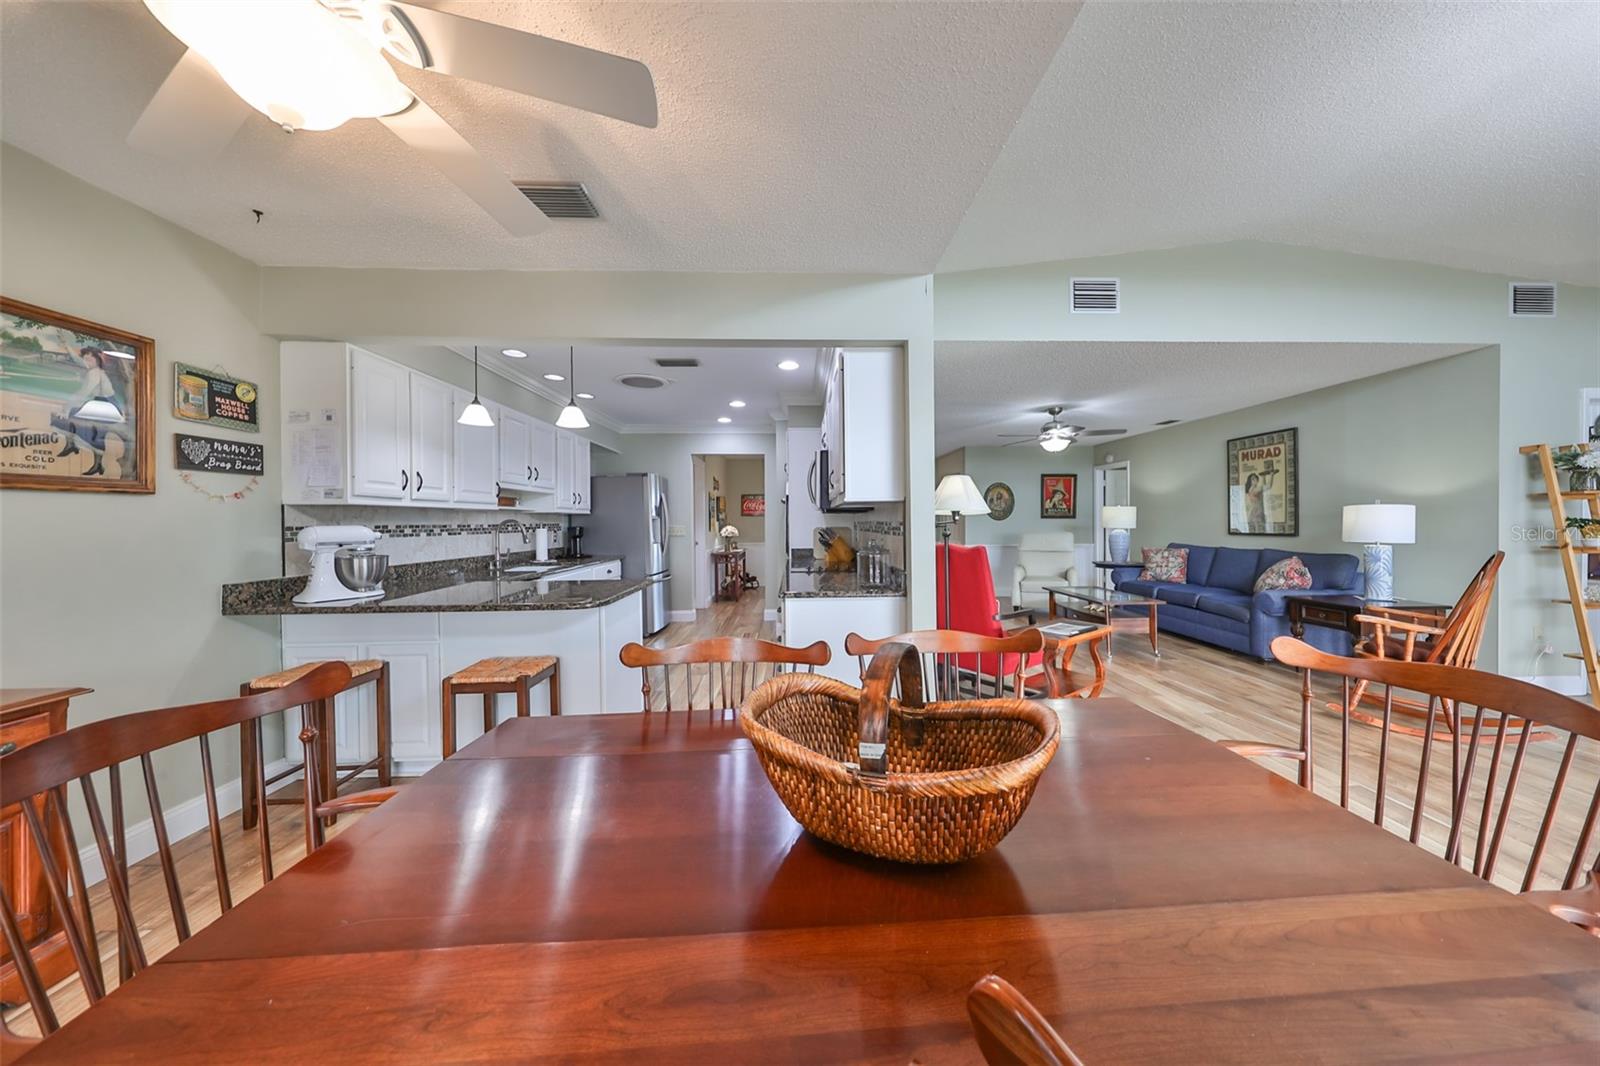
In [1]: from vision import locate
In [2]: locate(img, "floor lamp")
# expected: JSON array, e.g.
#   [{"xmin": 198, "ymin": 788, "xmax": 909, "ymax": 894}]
[{"xmin": 933, "ymin": 474, "xmax": 992, "ymax": 627}]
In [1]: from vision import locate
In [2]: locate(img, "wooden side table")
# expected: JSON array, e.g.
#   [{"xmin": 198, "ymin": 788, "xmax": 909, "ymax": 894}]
[
  {"xmin": 0, "ymin": 686, "xmax": 91, "ymax": 1007},
  {"xmin": 711, "ymin": 550, "xmax": 747, "ymax": 602},
  {"xmin": 1285, "ymin": 595, "xmax": 1448, "ymax": 641},
  {"xmin": 1033, "ymin": 624, "xmax": 1112, "ymax": 698}
]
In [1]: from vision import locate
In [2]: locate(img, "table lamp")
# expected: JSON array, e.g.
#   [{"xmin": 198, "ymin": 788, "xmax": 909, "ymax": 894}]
[
  {"xmin": 934, "ymin": 474, "xmax": 991, "ymax": 626},
  {"xmin": 1102, "ymin": 505, "xmax": 1137, "ymax": 564},
  {"xmin": 1342, "ymin": 502, "xmax": 1415, "ymax": 602}
]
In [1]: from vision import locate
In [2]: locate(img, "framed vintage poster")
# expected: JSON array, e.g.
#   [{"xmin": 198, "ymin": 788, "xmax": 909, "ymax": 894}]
[
  {"xmin": 740, "ymin": 493, "xmax": 765, "ymax": 517},
  {"xmin": 174, "ymin": 362, "xmax": 258, "ymax": 432},
  {"xmin": 0, "ymin": 297, "xmax": 155, "ymax": 493},
  {"xmin": 1040, "ymin": 474, "xmax": 1076, "ymax": 519},
  {"xmin": 983, "ymin": 481, "xmax": 1015, "ymax": 520},
  {"xmin": 1227, "ymin": 427, "xmax": 1298, "ymax": 535}
]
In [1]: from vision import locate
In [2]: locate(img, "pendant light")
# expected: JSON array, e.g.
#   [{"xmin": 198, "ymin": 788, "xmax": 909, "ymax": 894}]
[
  {"xmin": 458, "ymin": 346, "xmax": 494, "ymax": 427},
  {"xmin": 73, "ymin": 397, "xmax": 125, "ymax": 424},
  {"xmin": 555, "ymin": 345, "xmax": 589, "ymax": 429}
]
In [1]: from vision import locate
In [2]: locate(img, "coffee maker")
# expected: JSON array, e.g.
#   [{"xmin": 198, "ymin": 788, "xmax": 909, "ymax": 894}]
[{"xmin": 567, "ymin": 525, "xmax": 584, "ymax": 559}]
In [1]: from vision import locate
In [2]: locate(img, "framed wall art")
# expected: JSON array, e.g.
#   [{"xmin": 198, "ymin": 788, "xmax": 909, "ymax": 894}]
[
  {"xmin": 1227, "ymin": 427, "xmax": 1298, "ymax": 536},
  {"xmin": 983, "ymin": 481, "xmax": 1015, "ymax": 520},
  {"xmin": 740, "ymin": 493, "xmax": 765, "ymax": 517},
  {"xmin": 1040, "ymin": 474, "xmax": 1076, "ymax": 519},
  {"xmin": 0, "ymin": 297, "xmax": 155, "ymax": 493},
  {"xmin": 174, "ymin": 362, "xmax": 258, "ymax": 432}
]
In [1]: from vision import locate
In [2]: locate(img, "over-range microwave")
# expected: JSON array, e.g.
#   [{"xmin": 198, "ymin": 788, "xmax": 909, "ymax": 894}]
[{"xmin": 813, "ymin": 448, "xmax": 870, "ymax": 514}]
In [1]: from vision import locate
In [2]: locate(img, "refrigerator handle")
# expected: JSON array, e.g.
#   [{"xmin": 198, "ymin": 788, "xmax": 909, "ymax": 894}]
[{"xmin": 656, "ymin": 492, "xmax": 670, "ymax": 548}]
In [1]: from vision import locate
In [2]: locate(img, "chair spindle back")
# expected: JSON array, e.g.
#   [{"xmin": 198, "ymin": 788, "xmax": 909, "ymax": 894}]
[
  {"xmin": 618, "ymin": 639, "xmax": 831, "ymax": 713},
  {"xmin": 845, "ymin": 629, "xmax": 1045, "ymax": 701}
]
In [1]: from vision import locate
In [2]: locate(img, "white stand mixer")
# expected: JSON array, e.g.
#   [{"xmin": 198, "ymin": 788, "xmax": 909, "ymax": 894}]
[{"xmin": 294, "ymin": 525, "xmax": 386, "ymax": 605}]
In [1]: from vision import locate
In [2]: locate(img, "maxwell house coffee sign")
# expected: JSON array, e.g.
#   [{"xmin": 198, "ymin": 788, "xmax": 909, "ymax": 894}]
[{"xmin": 174, "ymin": 362, "xmax": 258, "ymax": 433}]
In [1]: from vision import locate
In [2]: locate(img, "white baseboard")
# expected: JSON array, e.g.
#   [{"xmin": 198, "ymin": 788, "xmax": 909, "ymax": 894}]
[
  {"xmin": 1512, "ymin": 674, "xmax": 1592, "ymax": 697},
  {"xmin": 77, "ymin": 756, "xmax": 306, "ymax": 886},
  {"xmin": 668, "ymin": 609, "xmax": 695, "ymax": 623}
]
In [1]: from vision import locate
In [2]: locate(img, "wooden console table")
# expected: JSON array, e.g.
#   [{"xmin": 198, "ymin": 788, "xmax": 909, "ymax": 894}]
[
  {"xmin": 711, "ymin": 549, "xmax": 746, "ymax": 602},
  {"xmin": 0, "ymin": 686, "xmax": 91, "ymax": 1007}
]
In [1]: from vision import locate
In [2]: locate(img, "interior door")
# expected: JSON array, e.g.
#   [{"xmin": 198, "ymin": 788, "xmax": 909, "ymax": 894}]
[
  {"xmin": 1093, "ymin": 461, "xmax": 1132, "ymax": 560},
  {"xmin": 349, "ymin": 349, "xmax": 409, "ymax": 499},
  {"xmin": 452, "ymin": 391, "xmax": 498, "ymax": 506},
  {"xmin": 408, "ymin": 373, "xmax": 453, "ymax": 502}
]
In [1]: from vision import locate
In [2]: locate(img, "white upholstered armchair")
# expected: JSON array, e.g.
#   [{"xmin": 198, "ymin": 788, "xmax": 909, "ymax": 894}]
[{"xmin": 1011, "ymin": 533, "xmax": 1077, "ymax": 611}]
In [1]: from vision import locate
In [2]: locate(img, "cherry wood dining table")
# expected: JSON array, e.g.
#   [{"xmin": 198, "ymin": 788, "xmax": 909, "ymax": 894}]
[{"xmin": 20, "ymin": 699, "xmax": 1600, "ymax": 1064}]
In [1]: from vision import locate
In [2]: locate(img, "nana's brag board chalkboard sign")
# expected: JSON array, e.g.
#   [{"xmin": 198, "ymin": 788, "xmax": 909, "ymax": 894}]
[
  {"xmin": 175, "ymin": 433, "xmax": 264, "ymax": 476},
  {"xmin": 174, "ymin": 363, "xmax": 258, "ymax": 432}
]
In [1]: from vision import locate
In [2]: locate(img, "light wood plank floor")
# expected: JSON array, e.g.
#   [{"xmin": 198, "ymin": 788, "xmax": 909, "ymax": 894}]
[{"xmin": 8, "ymin": 616, "xmax": 1595, "ymax": 1037}]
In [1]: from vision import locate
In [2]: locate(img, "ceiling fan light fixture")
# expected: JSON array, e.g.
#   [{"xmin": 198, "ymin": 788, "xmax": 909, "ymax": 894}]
[
  {"xmin": 1039, "ymin": 434, "xmax": 1071, "ymax": 453},
  {"xmin": 143, "ymin": 0, "xmax": 412, "ymax": 132}
]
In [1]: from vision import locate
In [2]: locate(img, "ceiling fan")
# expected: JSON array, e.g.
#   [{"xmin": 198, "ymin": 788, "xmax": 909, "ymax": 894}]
[
  {"xmin": 999, "ymin": 406, "xmax": 1087, "ymax": 453},
  {"xmin": 127, "ymin": 0, "xmax": 658, "ymax": 236}
]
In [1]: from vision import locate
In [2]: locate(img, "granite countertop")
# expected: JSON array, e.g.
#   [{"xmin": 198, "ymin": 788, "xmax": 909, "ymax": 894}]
[
  {"xmin": 222, "ymin": 554, "xmax": 641, "ymax": 615},
  {"xmin": 782, "ymin": 569, "xmax": 904, "ymax": 599}
]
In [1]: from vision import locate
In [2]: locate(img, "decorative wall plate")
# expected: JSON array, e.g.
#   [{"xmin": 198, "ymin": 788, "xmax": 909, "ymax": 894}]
[{"xmin": 983, "ymin": 481, "xmax": 1015, "ymax": 521}]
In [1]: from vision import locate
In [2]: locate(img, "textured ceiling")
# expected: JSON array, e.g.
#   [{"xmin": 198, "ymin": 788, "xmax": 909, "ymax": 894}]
[
  {"xmin": 368, "ymin": 342, "xmax": 824, "ymax": 431},
  {"xmin": 0, "ymin": 0, "xmax": 1077, "ymax": 272},
  {"xmin": 939, "ymin": 0, "xmax": 1600, "ymax": 284},
  {"xmin": 934, "ymin": 341, "xmax": 1478, "ymax": 454},
  {"xmin": 1, "ymin": 2, "xmax": 1593, "ymax": 281}
]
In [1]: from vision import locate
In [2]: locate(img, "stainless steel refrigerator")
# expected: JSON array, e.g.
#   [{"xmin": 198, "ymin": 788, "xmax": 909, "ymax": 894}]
[{"xmin": 585, "ymin": 473, "xmax": 671, "ymax": 635}]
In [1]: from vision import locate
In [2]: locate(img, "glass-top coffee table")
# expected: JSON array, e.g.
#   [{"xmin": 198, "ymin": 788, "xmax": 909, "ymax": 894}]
[{"xmin": 1041, "ymin": 585, "xmax": 1160, "ymax": 659}]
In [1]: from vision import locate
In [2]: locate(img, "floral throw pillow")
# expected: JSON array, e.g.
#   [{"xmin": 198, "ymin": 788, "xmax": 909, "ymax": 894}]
[
  {"xmin": 1137, "ymin": 547, "xmax": 1188, "ymax": 583},
  {"xmin": 1255, "ymin": 556, "xmax": 1313, "ymax": 593}
]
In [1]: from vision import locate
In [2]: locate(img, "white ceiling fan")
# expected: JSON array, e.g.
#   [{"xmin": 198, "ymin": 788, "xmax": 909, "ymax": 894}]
[
  {"xmin": 127, "ymin": 0, "xmax": 658, "ymax": 236},
  {"xmin": 999, "ymin": 406, "xmax": 1087, "ymax": 452}
]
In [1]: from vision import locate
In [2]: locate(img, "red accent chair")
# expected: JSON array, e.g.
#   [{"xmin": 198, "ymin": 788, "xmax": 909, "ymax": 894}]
[{"xmin": 937, "ymin": 544, "xmax": 1043, "ymax": 686}]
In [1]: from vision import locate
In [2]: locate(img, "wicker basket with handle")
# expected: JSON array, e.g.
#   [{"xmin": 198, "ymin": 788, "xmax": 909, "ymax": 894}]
[{"xmin": 739, "ymin": 642, "xmax": 1060, "ymax": 864}]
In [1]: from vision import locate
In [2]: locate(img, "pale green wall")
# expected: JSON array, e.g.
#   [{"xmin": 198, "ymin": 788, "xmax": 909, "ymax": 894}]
[
  {"xmin": 593, "ymin": 432, "xmax": 782, "ymax": 611},
  {"xmin": 961, "ymin": 444, "xmax": 1096, "ymax": 550},
  {"xmin": 937, "ymin": 242, "xmax": 1600, "ymax": 677},
  {"xmin": 1089, "ymin": 348, "xmax": 1502, "ymax": 662},
  {"xmin": 724, "ymin": 456, "xmax": 766, "ymax": 543},
  {"xmin": 0, "ymin": 143, "xmax": 280, "ymax": 811}
]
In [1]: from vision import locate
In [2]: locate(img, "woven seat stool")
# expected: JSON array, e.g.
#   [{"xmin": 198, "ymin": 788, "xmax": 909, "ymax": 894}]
[
  {"xmin": 240, "ymin": 659, "xmax": 391, "ymax": 829},
  {"xmin": 442, "ymin": 656, "xmax": 561, "ymax": 758}
]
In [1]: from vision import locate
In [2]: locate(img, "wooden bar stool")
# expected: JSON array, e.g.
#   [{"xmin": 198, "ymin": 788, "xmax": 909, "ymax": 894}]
[
  {"xmin": 240, "ymin": 659, "xmax": 391, "ymax": 830},
  {"xmin": 442, "ymin": 656, "xmax": 560, "ymax": 758}
]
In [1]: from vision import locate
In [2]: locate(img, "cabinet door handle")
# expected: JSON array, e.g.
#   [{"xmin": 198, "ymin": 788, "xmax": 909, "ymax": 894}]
[
  {"xmin": 532, "ymin": 466, "xmax": 539, "ymax": 480},
  {"xmin": 402, "ymin": 469, "xmax": 409, "ymax": 491},
  {"xmin": 0, "ymin": 741, "xmax": 16, "ymax": 757},
  {"xmin": 416, "ymin": 471, "xmax": 423, "ymax": 493},
  {"xmin": 527, "ymin": 465, "xmax": 533, "ymax": 480}
]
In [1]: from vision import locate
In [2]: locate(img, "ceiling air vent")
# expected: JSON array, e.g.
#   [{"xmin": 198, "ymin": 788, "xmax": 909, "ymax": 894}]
[
  {"xmin": 515, "ymin": 182, "xmax": 599, "ymax": 219},
  {"xmin": 1509, "ymin": 282, "xmax": 1556, "ymax": 317},
  {"xmin": 654, "ymin": 357, "xmax": 701, "ymax": 369},
  {"xmin": 1070, "ymin": 277, "xmax": 1119, "ymax": 314},
  {"xmin": 1154, "ymin": 419, "xmax": 1182, "ymax": 426},
  {"xmin": 616, "ymin": 373, "xmax": 668, "ymax": 390},
  {"xmin": 1083, "ymin": 428, "xmax": 1127, "ymax": 437}
]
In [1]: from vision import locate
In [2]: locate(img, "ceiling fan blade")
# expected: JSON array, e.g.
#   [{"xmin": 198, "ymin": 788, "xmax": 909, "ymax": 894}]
[
  {"xmin": 127, "ymin": 49, "xmax": 251, "ymax": 161},
  {"xmin": 378, "ymin": 97, "xmax": 547, "ymax": 236},
  {"xmin": 390, "ymin": 2, "xmax": 658, "ymax": 128}
]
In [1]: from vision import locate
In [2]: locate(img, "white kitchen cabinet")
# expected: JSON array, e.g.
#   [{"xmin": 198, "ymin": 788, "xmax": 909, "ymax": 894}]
[
  {"xmin": 408, "ymin": 373, "xmax": 454, "ymax": 502},
  {"xmin": 529, "ymin": 419, "xmax": 557, "ymax": 492},
  {"xmin": 496, "ymin": 407, "xmax": 533, "ymax": 489},
  {"xmin": 553, "ymin": 432, "xmax": 591, "ymax": 514},
  {"xmin": 782, "ymin": 595, "xmax": 906, "ymax": 684},
  {"xmin": 349, "ymin": 348, "xmax": 409, "ymax": 500},
  {"xmin": 452, "ymin": 391, "xmax": 499, "ymax": 507},
  {"xmin": 819, "ymin": 347, "xmax": 904, "ymax": 507},
  {"xmin": 277, "ymin": 638, "xmax": 439, "ymax": 769}
]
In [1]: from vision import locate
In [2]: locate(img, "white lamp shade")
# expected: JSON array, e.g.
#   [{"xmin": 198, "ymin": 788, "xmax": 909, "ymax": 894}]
[
  {"xmin": 555, "ymin": 403, "xmax": 590, "ymax": 430},
  {"xmin": 73, "ymin": 397, "xmax": 125, "ymax": 424},
  {"xmin": 457, "ymin": 400, "xmax": 494, "ymax": 427},
  {"xmin": 1039, "ymin": 434, "xmax": 1070, "ymax": 453},
  {"xmin": 933, "ymin": 474, "xmax": 990, "ymax": 516},
  {"xmin": 1342, "ymin": 503, "xmax": 1416, "ymax": 544},
  {"xmin": 1102, "ymin": 505, "xmax": 1137, "ymax": 529}
]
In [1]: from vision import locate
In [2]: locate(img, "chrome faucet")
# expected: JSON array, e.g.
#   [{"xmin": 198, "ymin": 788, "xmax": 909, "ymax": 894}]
[{"xmin": 491, "ymin": 519, "xmax": 529, "ymax": 575}]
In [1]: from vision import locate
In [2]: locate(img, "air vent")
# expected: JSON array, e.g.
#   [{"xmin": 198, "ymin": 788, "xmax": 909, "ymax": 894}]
[
  {"xmin": 654, "ymin": 357, "xmax": 700, "ymax": 369},
  {"xmin": 616, "ymin": 374, "xmax": 668, "ymax": 390},
  {"xmin": 1154, "ymin": 419, "xmax": 1182, "ymax": 426},
  {"xmin": 515, "ymin": 182, "xmax": 599, "ymax": 219},
  {"xmin": 1083, "ymin": 428, "xmax": 1126, "ymax": 437},
  {"xmin": 1070, "ymin": 277, "xmax": 1119, "ymax": 314},
  {"xmin": 1509, "ymin": 282, "xmax": 1556, "ymax": 317}
]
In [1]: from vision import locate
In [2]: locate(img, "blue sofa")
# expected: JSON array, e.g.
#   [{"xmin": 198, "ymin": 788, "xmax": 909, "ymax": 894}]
[{"xmin": 1110, "ymin": 543, "xmax": 1365, "ymax": 660}]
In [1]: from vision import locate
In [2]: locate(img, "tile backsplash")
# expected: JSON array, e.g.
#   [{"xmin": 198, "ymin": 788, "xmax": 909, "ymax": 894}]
[
  {"xmin": 282, "ymin": 505, "xmax": 567, "ymax": 576},
  {"xmin": 853, "ymin": 504, "xmax": 905, "ymax": 571}
]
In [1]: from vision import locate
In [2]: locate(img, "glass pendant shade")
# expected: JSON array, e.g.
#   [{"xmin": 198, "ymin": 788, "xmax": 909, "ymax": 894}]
[
  {"xmin": 1039, "ymin": 434, "xmax": 1071, "ymax": 453},
  {"xmin": 556, "ymin": 346, "xmax": 588, "ymax": 428},
  {"xmin": 458, "ymin": 346, "xmax": 494, "ymax": 427}
]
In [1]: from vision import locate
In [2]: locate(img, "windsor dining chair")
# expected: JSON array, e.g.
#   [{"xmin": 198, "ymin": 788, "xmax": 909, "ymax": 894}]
[
  {"xmin": 618, "ymin": 638, "xmax": 831, "ymax": 713},
  {"xmin": 0, "ymin": 663, "xmax": 356, "ymax": 1046},
  {"xmin": 1225, "ymin": 636, "xmax": 1600, "ymax": 929},
  {"xmin": 844, "ymin": 628, "xmax": 1045, "ymax": 701},
  {"xmin": 967, "ymin": 974, "xmax": 1084, "ymax": 1066}
]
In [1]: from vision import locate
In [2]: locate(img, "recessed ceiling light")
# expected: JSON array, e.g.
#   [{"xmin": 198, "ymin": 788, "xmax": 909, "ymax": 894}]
[
  {"xmin": 728, "ymin": 400, "xmax": 746, "ymax": 408},
  {"xmin": 543, "ymin": 373, "xmax": 565, "ymax": 382},
  {"xmin": 576, "ymin": 392, "xmax": 594, "ymax": 400},
  {"xmin": 502, "ymin": 348, "xmax": 527, "ymax": 359},
  {"xmin": 777, "ymin": 359, "xmax": 800, "ymax": 371},
  {"xmin": 717, "ymin": 416, "xmax": 732, "ymax": 424}
]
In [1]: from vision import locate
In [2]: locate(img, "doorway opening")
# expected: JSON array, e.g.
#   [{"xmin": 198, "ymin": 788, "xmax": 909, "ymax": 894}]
[{"xmin": 687, "ymin": 451, "xmax": 768, "ymax": 631}]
